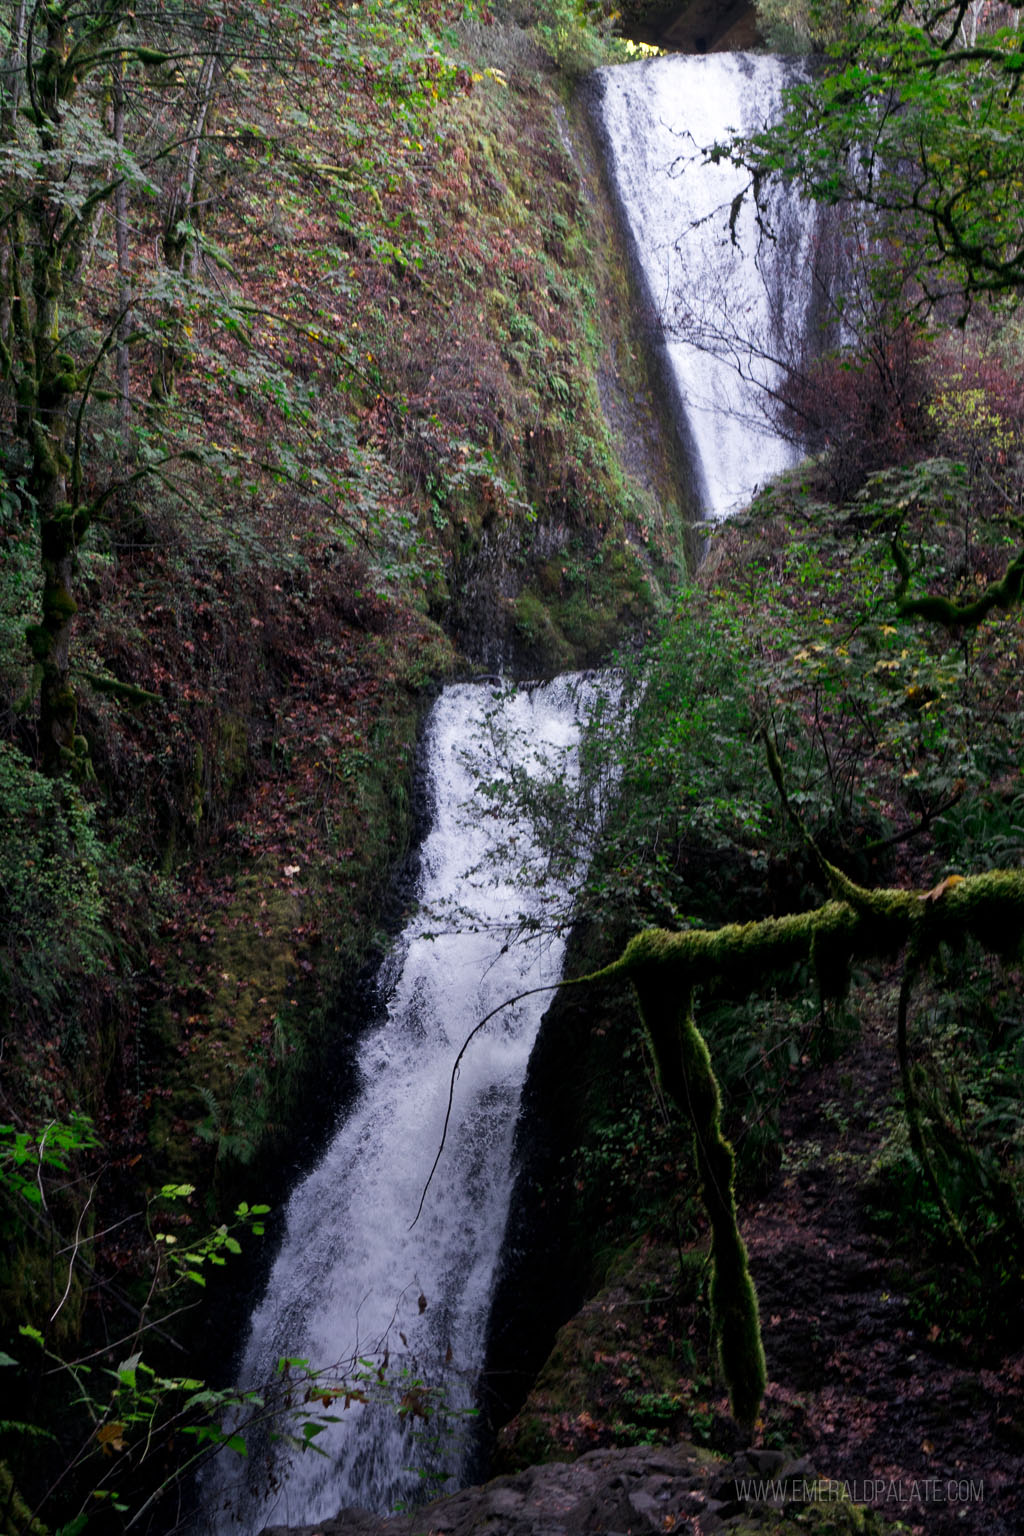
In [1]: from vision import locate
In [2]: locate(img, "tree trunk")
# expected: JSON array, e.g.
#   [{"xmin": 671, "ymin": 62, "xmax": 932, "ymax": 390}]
[
  {"xmin": 28, "ymin": 225, "xmax": 81, "ymax": 771},
  {"xmin": 113, "ymin": 52, "xmax": 132, "ymax": 439}
]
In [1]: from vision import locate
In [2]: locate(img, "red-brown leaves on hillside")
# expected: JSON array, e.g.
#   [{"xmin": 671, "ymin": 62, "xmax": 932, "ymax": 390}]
[{"xmin": 775, "ymin": 322, "xmax": 931, "ymax": 501}]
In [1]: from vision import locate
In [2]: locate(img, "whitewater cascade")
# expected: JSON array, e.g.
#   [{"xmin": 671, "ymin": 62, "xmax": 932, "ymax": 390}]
[
  {"xmin": 212, "ymin": 52, "xmax": 815, "ymax": 1536},
  {"xmin": 593, "ymin": 52, "xmax": 816, "ymax": 519},
  {"xmin": 209, "ymin": 676, "xmax": 610, "ymax": 1533}
]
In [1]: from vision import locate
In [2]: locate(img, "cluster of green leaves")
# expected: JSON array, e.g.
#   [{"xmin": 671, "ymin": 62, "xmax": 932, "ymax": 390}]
[
  {"xmin": 865, "ymin": 947, "xmax": 1024, "ymax": 1337},
  {"xmin": 0, "ymin": 1115, "xmax": 100, "ymax": 1213},
  {"xmin": 753, "ymin": 0, "xmax": 850, "ymax": 53},
  {"xmin": 0, "ymin": 1141, "xmax": 276, "ymax": 1533},
  {"xmin": 528, "ymin": 0, "xmax": 630, "ymax": 74},
  {"xmin": 729, "ymin": 1, "xmax": 1024, "ymax": 311}
]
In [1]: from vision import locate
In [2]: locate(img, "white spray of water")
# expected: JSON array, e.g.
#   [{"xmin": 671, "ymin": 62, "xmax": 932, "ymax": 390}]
[
  {"xmin": 595, "ymin": 52, "xmax": 816, "ymax": 519},
  {"xmin": 206, "ymin": 675, "xmax": 610, "ymax": 1533}
]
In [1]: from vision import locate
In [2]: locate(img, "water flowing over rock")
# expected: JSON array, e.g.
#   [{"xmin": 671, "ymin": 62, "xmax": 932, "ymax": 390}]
[
  {"xmin": 591, "ymin": 52, "xmax": 818, "ymax": 519},
  {"xmin": 205, "ymin": 676, "xmax": 612, "ymax": 1533},
  {"xmin": 208, "ymin": 51, "xmax": 823, "ymax": 1536}
]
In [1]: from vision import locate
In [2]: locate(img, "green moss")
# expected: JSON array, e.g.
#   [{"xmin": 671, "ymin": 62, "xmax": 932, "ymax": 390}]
[
  {"xmin": 513, "ymin": 590, "xmax": 574, "ymax": 671},
  {"xmin": 0, "ymin": 1462, "xmax": 48, "ymax": 1536},
  {"xmin": 23, "ymin": 625, "xmax": 50, "ymax": 662}
]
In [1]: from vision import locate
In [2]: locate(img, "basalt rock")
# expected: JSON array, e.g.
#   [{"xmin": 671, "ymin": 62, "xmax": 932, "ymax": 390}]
[{"xmin": 258, "ymin": 1444, "xmax": 873, "ymax": 1535}]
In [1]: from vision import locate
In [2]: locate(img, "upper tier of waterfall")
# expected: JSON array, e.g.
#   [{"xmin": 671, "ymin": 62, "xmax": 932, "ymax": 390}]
[{"xmin": 592, "ymin": 52, "xmax": 816, "ymax": 520}]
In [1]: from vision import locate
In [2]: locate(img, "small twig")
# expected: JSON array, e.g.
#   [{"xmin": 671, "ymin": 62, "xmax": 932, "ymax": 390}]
[
  {"xmin": 45, "ymin": 1302, "xmax": 198, "ymax": 1373},
  {"xmin": 55, "ymin": 1209, "xmax": 142, "ymax": 1255},
  {"xmin": 51, "ymin": 1184, "xmax": 96, "ymax": 1324},
  {"xmin": 36, "ymin": 1122, "xmax": 54, "ymax": 1213},
  {"xmin": 862, "ymin": 780, "xmax": 966, "ymax": 856},
  {"xmin": 408, "ymin": 983, "xmax": 566, "ymax": 1230}
]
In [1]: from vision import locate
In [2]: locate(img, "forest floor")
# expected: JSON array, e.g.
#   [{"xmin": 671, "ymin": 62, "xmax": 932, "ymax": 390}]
[
  {"xmin": 499, "ymin": 967, "xmax": 1024, "ymax": 1535},
  {"xmin": 744, "ymin": 980, "xmax": 1024, "ymax": 1536}
]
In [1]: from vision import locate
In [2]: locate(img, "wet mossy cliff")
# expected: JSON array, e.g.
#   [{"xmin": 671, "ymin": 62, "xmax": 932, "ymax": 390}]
[
  {"xmin": 133, "ymin": 14, "xmax": 702, "ymax": 1214},
  {"xmin": 416, "ymin": 26, "xmax": 702, "ymax": 673},
  {"xmin": 0, "ymin": 2, "xmax": 700, "ymax": 1440}
]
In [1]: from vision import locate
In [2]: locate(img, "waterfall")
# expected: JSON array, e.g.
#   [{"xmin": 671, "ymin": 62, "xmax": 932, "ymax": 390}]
[
  {"xmin": 207, "ymin": 52, "xmax": 817, "ymax": 1535},
  {"xmin": 205, "ymin": 676, "xmax": 609, "ymax": 1533},
  {"xmin": 592, "ymin": 52, "xmax": 816, "ymax": 519}
]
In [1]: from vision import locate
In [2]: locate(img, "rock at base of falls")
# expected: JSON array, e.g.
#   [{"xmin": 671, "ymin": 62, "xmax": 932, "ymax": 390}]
[{"xmin": 256, "ymin": 1442, "xmax": 863, "ymax": 1535}]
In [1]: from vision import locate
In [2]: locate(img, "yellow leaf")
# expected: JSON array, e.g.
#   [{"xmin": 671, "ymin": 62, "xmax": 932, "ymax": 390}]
[{"xmin": 96, "ymin": 1422, "xmax": 126, "ymax": 1454}]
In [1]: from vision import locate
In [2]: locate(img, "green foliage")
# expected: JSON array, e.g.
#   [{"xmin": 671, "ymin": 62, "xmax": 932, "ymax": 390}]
[
  {"xmin": 0, "ymin": 744, "xmax": 112, "ymax": 1023},
  {"xmin": 0, "ymin": 463, "xmax": 37, "ymax": 700},
  {"xmin": 487, "ymin": 0, "xmax": 627, "ymax": 73},
  {"xmin": 0, "ymin": 1168, "xmax": 278, "ymax": 1533},
  {"xmin": 866, "ymin": 948, "xmax": 1024, "ymax": 1337},
  {"xmin": 530, "ymin": 0, "xmax": 628, "ymax": 74},
  {"xmin": 587, "ymin": 602, "xmax": 784, "ymax": 931},
  {"xmin": 728, "ymin": 6, "xmax": 1024, "ymax": 309},
  {"xmin": 753, "ymin": 0, "xmax": 849, "ymax": 52},
  {"xmin": 0, "ymin": 0, "xmax": 690, "ymax": 1520},
  {"xmin": 0, "ymin": 1116, "xmax": 100, "ymax": 1216},
  {"xmin": 149, "ymin": 1184, "xmax": 270, "ymax": 1290}
]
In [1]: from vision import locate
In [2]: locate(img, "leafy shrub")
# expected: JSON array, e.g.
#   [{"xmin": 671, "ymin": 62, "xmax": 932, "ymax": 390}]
[
  {"xmin": 492, "ymin": 0, "xmax": 626, "ymax": 74},
  {"xmin": 777, "ymin": 321, "xmax": 931, "ymax": 500},
  {"xmin": 753, "ymin": 0, "xmax": 850, "ymax": 52}
]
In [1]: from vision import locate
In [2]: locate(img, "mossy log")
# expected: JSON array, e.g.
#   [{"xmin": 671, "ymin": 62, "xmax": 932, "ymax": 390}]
[{"xmin": 592, "ymin": 868, "xmax": 1024, "ymax": 1005}]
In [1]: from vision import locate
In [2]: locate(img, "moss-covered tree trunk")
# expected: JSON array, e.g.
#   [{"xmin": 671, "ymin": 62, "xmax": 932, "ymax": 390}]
[
  {"xmin": 632, "ymin": 974, "xmax": 766, "ymax": 1428},
  {"xmin": 3, "ymin": 2, "xmax": 148, "ymax": 770},
  {"xmin": 16, "ymin": 6, "xmax": 84, "ymax": 771},
  {"xmin": 27, "ymin": 215, "xmax": 84, "ymax": 771}
]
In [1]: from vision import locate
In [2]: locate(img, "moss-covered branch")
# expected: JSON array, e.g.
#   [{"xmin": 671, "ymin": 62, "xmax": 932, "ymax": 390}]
[
  {"xmin": 892, "ymin": 533, "xmax": 1024, "ymax": 628},
  {"xmin": 426, "ymin": 847, "xmax": 1024, "ymax": 1429},
  {"xmin": 575, "ymin": 865, "xmax": 1024, "ymax": 1423},
  {"xmin": 80, "ymin": 669, "xmax": 161, "ymax": 705},
  {"xmin": 588, "ymin": 869, "xmax": 1024, "ymax": 1005}
]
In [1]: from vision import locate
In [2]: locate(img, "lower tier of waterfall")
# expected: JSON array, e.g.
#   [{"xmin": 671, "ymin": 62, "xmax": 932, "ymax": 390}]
[{"xmin": 203, "ymin": 675, "xmax": 608, "ymax": 1534}]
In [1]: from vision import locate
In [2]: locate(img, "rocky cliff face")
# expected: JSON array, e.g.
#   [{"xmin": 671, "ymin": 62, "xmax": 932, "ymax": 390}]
[{"xmin": 617, "ymin": 0, "xmax": 760, "ymax": 52}]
